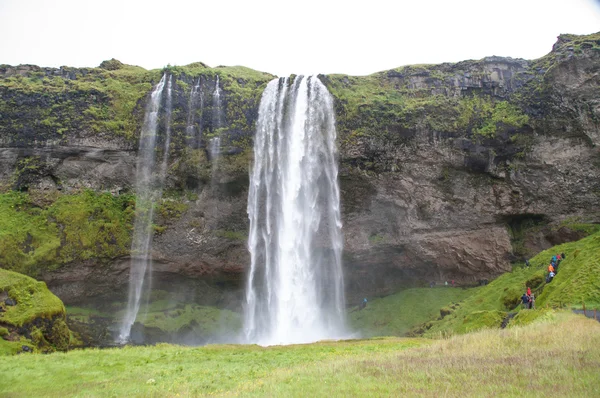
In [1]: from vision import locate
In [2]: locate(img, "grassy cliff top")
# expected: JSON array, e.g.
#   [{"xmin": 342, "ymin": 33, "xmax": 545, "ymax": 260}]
[{"xmin": 0, "ymin": 268, "xmax": 65, "ymax": 327}]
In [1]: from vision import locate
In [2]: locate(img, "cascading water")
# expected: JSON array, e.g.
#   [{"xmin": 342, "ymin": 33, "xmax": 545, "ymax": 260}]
[
  {"xmin": 210, "ymin": 75, "xmax": 223, "ymax": 184},
  {"xmin": 118, "ymin": 74, "xmax": 170, "ymax": 343},
  {"xmin": 209, "ymin": 136, "xmax": 221, "ymax": 160},
  {"xmin": 160, "ymin": 75, "xmax": 173, "ymax": 179},
  {"xmin": 212, "ymin": 75, "xmax": 223, "ymax": 130},
  {"xmin": 186, "ymin": 78, "xmax": 202, "ymax": 148},
  {"xmin": 244, "ymin": 76, "xmax": 347, "ymax": 346}
]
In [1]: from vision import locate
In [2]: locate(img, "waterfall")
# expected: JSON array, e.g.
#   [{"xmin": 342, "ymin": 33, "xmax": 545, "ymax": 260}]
[
  {"xmin": 118, "ymin": 74, "xmax": 169, "ymax": 343},
  {"xmin": 209, "ymin": 136, "xmax": 221, "ymax": 160},
  {"xmin": 160, "ymin": 75, "xmax": 173, "ymax": 180},
  {"xmin": 212, "ymin": 75, "xmax": 223, "ymax": 130},
  {"xmin": 244, "ymin": 76, "xmax": 347, "ymax": 346},
  {"xmin": 186, "ymin": 78, "xmax": 202, "ymax": 148}
]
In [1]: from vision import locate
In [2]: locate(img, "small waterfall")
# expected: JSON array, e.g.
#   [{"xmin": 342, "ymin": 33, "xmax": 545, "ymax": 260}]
[
  {"xmin": 210, "ymin": 76, "xmax": 223, "ymax": 184},
  {"xmin": 118, "ymin": 74, "xmax": 169, "ymax": 343},
  {"xmin": 209, "ymin": 136, "xmax": 221, "ymax": 160},
  {"xmin": 212, "ymin": 75, "xmax": 223, "ymax": 130},
  {"xmin": 186, "ymin": 78, "xmax": 202, "ymax": 148},
  {"xmin": 244, "ymin": 76, "xmax": 347, "ymax": 346},
  {"xmin": 160, "ymin": 75, "xmax": 174, "ymax": 180}
]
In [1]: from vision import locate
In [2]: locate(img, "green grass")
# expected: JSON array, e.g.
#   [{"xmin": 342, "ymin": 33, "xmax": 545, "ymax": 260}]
[
  {"xmin": 140, "ymin": 304, "xmax": 241, "ymax": 335},
  {"xmin": 423, "ymin": 230, "xmax": 600, "ymax": 337},
  {"xmin": 0, "ymin": 312, "xmax": 597, "ymax": 396},
  {"xmin": 349, "ymin": 287, "xmax": 475, "ymax": 337}
]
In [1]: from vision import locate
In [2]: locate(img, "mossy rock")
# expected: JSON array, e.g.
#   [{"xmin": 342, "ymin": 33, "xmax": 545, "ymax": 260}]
[{"xmin": 0, "ymin": 269, "xmax": 73, "ymax": 354}]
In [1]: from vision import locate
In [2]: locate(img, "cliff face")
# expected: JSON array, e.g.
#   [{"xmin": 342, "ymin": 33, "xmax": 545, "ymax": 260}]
[{"xmin": 1, "ymin": 34, "xmax": 599, "ymax": 307}]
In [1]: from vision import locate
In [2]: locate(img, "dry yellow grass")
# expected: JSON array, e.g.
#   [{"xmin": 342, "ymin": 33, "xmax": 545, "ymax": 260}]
[{"xmin": 245, "ymin": 312, "xmax": 600, "ymax": 397}]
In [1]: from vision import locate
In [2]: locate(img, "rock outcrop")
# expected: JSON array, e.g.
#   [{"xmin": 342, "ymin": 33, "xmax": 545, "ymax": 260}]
[{"xmin": 0, "ymin": 33, "xmax": 599, "ymax": 307}]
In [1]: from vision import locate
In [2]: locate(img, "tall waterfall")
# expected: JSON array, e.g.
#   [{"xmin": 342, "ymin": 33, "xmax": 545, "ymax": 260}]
[
  {"xmin": 212, "ymin": 75, "xmax": 223, "ymax": 130},
  {"xmin": 244, "ymin": 76, "xmax": 347, "ymax": 345},
  {"xmin": 118, "ymin": 74, "xmax": 169, "ymax": 343},
  {"xmin": 186, "ymin": 77, "xmax": 202, "ymax": 148}
]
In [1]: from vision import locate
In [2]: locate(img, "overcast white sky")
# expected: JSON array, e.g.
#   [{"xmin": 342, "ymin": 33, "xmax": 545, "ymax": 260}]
[{"xmin": 0, "ymin": 0, "xmax": 599, "ymax": 76}]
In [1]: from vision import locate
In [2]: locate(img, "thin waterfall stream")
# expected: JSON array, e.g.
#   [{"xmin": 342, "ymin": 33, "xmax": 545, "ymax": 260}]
[
  {"xmin": 244, "ymin": 76, "xmax": 347, "ymax": 345},
  {"xmin": 118, "ymin": 74, "xmax": 172, "ymax": 343}
]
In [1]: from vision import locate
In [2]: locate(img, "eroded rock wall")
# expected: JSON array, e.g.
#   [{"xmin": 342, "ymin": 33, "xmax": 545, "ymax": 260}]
[{"xmin": 1, "ymin": 34, "xmax": 599, "ymax": 306}]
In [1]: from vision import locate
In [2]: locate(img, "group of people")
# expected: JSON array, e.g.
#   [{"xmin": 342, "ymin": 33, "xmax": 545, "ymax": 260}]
[
  {"xmin": 522, "ymin": 252, "xmax": 566, "ymax": 309},
  {"xmin": 521, "ymin": 287, "xmax": 535, "ymax": 309},
  {"xmin": 546, "ymin": 252, "xmax": 565, "ymax": 283}
]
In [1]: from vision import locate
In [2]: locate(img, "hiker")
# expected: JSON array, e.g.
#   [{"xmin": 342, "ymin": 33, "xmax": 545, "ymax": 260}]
[
  {"xmin": 525, "ymin": 259, "xmax": 530, "ymax": 267},
  {"xmin": 548, "ymin": 264, "xmax": 555, "ymax": 273},
  {"xmin": 445, "ymin": 281, "xmax": 448, "ymax": 287},
  {"xmin": 527, "ymin": 286, "xmax": 531, "ymax": 296},
  {"xmin": 529, "ymin": 293, "xmax": 535, "ymax": 309},
  {"xmin": 552, "ymin": 255, "xmax": 557, "ymax": 263},
  {"xmin": 521, "ymin": 293, "xmax": 530, "ymax": 309},
  {"xmin": 548, "ymin": 271, "xmax": 555, "ymax": 282},
  {"xmin": 561, "ymin": 252, "xmax": 566, "ymax": 259},
  {"xmin": 430, "ymin": 281, "xmax": 436, "ymax": 288},
  {"xmin": 360, "ymin": 298, "xmax": 367, "ymax": 310},
  {"xmin": 451, "ymin": 280, "xmax": 455, "ymax": 287}
]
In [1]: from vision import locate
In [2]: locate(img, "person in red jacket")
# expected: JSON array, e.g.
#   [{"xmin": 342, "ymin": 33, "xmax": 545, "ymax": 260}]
[{"xmin": 527, "ymin": 287, "xmax": 531, "ymax": 296}]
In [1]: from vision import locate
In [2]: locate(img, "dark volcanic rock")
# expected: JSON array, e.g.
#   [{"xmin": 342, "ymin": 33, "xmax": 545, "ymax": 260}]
[{"xmin": 2, "ymin": 33, "xmax": 600, "ymax": 306}]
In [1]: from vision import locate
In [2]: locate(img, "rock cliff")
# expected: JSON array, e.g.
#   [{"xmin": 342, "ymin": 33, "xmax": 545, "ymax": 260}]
[{"xmin": 0, "ymin": 33, "xmax": 599, "ymax": 309}]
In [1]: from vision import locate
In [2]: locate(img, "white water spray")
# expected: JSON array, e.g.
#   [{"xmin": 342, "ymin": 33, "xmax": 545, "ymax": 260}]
[
  {"xmin": 186, "ymin": 78, "xmax": 202, "ymax": 148},
  {"xmin": 212, "ymin": 75, "xmax": 223, "ymax": 130},
  {"xmin": 118, "ymin": 74, "xmax": 169, "ymax": 343},
  {"xmin": 244, "ymin": 76, "xmax": 347, "ymax": 345}
]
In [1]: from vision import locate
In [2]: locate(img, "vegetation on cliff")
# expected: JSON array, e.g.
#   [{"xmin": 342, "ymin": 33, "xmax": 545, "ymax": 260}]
[
  {"xmin": 0, "ymin": 190, "xmax": 135, "ymax": 276},
  {"xmin": 0, "ymin": 269, "xmax": 73, "ymax": 354}
]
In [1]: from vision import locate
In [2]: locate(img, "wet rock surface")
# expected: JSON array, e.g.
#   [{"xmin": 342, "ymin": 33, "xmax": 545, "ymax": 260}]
[{"xmin": 1, "ymin": 34, "xmax": 599, "ymax": 307}]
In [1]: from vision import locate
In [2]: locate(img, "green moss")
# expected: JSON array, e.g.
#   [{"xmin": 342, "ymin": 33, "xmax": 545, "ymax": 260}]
[
  {"xmin": 0, "ymin": 269, "xmax": 65, "ymax": 327},
  {"xmin": 157, "ymin": 200, "xmax": 188, "ymax": 219},
  {"xmin": 0, "ymin": 190, "xmax": 135, "ymax": 276}
]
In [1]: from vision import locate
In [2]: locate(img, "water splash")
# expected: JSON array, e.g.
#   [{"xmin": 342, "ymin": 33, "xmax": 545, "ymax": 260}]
[
  {"xmin": 244, "ymin": 76, "xmax": 347, "ymax": 346},
  {"xmin": 118, "ymin": 74, "xmax": 169, "ymax": 343}
]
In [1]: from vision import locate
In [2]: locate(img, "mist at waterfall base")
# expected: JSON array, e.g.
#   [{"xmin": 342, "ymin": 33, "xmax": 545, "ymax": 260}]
[{"xmin": 244, "ymin": 76, "xmax": 349, "ymax": 346}]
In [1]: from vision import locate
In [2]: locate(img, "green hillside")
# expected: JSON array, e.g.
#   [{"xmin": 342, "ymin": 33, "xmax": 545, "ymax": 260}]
[
  {"xmin": 423, "ymin": 230, "xmax": 600, "ymax": 337},
  {"xmin": 349, "ymin": 287, "xmax": 476, "ymax": 337}
]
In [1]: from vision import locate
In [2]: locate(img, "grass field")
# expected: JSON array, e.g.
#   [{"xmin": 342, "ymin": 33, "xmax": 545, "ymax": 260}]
[
  {"xmin": 349, "ymin": 287, "xmax": 476, "ymax": 337},
  {"xmin": 0, "ymin": 312, "xmax": 597, "ymax": 397}
]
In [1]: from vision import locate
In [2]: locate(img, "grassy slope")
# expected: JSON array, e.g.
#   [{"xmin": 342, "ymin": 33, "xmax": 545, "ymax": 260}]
[
  {"xmin": 424, "ymin": 230, "xmax": 600, "ymax": 337},
  {"xmin": 0, "ymin": 312, "xmax": 597, "ymax": 396},
  {"xmin": 349, "ymin": 287, "xmax": 475, "ymax": 337}
]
